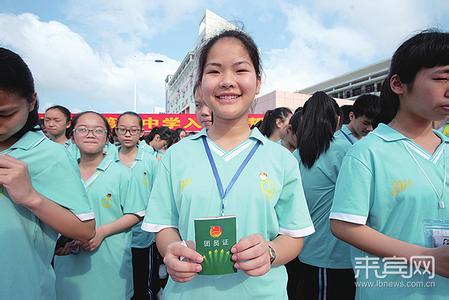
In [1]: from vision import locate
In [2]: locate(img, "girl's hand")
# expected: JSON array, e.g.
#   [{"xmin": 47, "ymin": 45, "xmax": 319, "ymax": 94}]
[
  {"xmin": 164, "ymin": 241, "xmax": 203, "ymax": 283},
  {"xmin": 423, "ymin": 246, "xmax": 449, "ymax": 277},
  {"xmin": 0, "ymin": 155, "xmax": 40, "ymax": 208},
  {"xmin": 81, "ymin": 227, "xmax": 104, "ymax": 252},
  {"xmin": 231, "ymin": 234, "xmax": 271, "ymax": 276}
]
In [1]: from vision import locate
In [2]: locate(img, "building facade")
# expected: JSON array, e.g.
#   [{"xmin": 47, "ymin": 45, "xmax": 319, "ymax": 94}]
[
  {"xmin": 165, "ymin": 10, "xmax": 237, "ymax": 113},
  {"xmin": 298, "ymin": 59, "xmax": 390, "ymax": 101}
]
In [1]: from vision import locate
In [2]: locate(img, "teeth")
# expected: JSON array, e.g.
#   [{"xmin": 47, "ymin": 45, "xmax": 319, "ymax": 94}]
[{"xmin": 218, "ymin": 95, "xmax": 239, "ymax": 100}]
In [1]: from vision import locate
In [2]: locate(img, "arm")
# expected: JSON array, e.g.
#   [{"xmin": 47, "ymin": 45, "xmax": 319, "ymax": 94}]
[
  {"xmin": 0, "ymin": 155, "xmax": 95, "ymax": 241},
  {"xmin": 270, "ymin": 235, "xmax": 304, "ymax": 266},
  {"xmin": 331, "ymin": 219, "xmax": 449, "ymax": 277},
  {"xmin": 26, "ymin": 192, "xmax": 95, "ymax": 241},
  {"xmin": 82, "ymin": 214, "xmax": 141, "ymax": 251}
]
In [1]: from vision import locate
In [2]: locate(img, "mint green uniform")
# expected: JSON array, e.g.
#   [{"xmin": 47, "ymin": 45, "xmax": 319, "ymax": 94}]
[
  {"xmin": 147, "ymin": 144, "xmax": 164, "ymax": 161},
  {"xmin": 115, "ymin": 142, "xmax": 159, "ymax": 248},
  {"xmin": 55, "ymin": 155, "xmax": 146, "ymax": 300},
  {"xmin": 339, "ymin": 124, "xmax": 358, "ymax": 144},
  {"xmin": 0, "ymin": 131, "xmax": 93, "ymax": 300},
  {"xmin": 330, "ymin": 124, "xmax": 449, "ymax": 299},
  {"xmin": 293, "ymin": 129, "xmax": 352, "ymax": 268},
  {"xmin": 142, "ymin": 128, "xmax": 314, "ymax": 300}
]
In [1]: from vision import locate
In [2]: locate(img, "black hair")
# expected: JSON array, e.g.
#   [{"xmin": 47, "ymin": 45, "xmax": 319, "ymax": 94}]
[
  {"xmin": 352, "ymin": 94, "xmax": 381, "ymax": 119},
  {"xmin": 297, "ymin": 91, "xmax": 341, "ymax": 168},
  {"xmin": 117, "ymin": 111, "xmax": 143, "ymax": 128},
  {"xmin": 0, "ymin": 47, "xmax": 39, "ymax": 140},
  {"xmin": 290, "ymin": 107, "xmax": 303, "ymax": 135},
  {"xmin": 381, "ymin": 29, "xmax": 449, "ymax": 122},
  {"xmin": 195, "ymin": 29, "xmax": 262, "ymax": 89},
  {"xmin": 175, "ymin": 128, "xmax": 186, "ymax": 136},
  {"xmin": 145, "ymin": 127, "xmax": 159, "ymax": 144},
  {"xmin": 45, "ymin": 105, "xmax": 71, "ymax": 122},
  {"xmin": 71, "ymin": 111, "xmax": 111, "ymax": 139},
  {"xmin": 339, "ymin": 105, "xmax": 352, "ymax": 125},
  {"xmin": 258, "ymin": 107, "xmax": 292, "ymax": 138}
]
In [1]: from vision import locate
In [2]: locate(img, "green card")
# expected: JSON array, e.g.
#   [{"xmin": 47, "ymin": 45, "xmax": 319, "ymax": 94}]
[{"xmin": 194, "ymin": 215, "xmax": 237, "ymax": 275}]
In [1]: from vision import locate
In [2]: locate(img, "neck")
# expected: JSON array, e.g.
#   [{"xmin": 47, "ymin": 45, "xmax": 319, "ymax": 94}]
[
  {"xmin": 53, "ymin": 134, "xmax": 68, "ymax": 145},
  {"xmin": 347, "ymin": 123, "xmax": 362, "ymax": 140},
  {"xmin": 119, "ymin": 145, "xmax": 138, "ymax": 166},
  {"xmin": 389, "ymin": 109, "xmax": 434, "ymax": 139},
  {"xmin": 389, "ymin": 109, "xmax": 441, "ymax": 154},
  {"xmin": 207, "ymin": 115, "xmax": 251, "ymax": 151},
  {"xmin": 79, "ymin": 152, "xmax": 104, "ymax": 169},
  {"xmin": 0, "ymin": 136, "xmax": 18, "ymax": 152},
  {"xmin": 269, "ymin": 131, "xmax": 281, "ymax": 142}
]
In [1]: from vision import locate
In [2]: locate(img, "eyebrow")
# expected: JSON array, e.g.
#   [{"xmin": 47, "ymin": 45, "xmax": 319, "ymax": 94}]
[
  {"xmin": 205, "ymin": 60, "xmax": 252, "ymax": 68},
  {"xmin": 433, "ymin": 67, "xmax": 449, "ymax": 74}
]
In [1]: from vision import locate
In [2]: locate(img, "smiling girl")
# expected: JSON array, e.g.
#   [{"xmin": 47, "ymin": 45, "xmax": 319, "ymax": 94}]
[{"xmin": 141, "ymin": 30, "xmax": 314, "ymax": 299}]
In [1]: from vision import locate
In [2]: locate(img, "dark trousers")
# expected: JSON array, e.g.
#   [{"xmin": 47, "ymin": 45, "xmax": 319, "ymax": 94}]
[
  {"xmin": 287, "ymin": 259, "xmax": 355, "ymax": 300},
  {"xmin": 131, "ymin": 244, "xmax": 162, "ymax": 300}
]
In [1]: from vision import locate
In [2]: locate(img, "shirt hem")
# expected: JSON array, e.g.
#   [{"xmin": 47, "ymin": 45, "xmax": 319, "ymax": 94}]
[{"xmin": 329, "ymin": 212, "xmax": 367, "ymax": 224}]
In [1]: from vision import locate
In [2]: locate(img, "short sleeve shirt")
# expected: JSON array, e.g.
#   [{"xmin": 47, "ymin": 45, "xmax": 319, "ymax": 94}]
[
  {"xmin": 142, "ymin": 128, "xmax": 314, "ymax": 300},
  {"xmin": 331, "ymin": 124, "xmax": 449, "ymax": 299},
  {"xmin": 0, "ymin": 131, "xmax": 93, "ymax": 300}
]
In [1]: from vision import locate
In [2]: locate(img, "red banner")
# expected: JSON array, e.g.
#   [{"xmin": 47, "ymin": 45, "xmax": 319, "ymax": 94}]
[{"xmin": 39, "ymin": 114, "xmax": 264, "ymax": 132}]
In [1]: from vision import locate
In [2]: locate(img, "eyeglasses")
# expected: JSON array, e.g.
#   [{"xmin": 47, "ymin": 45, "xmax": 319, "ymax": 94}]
[
  {"xmin": 115, "ymin": 127, "xmax": 141, "ymax": 136},
  {"xmin": 73, "ymin": 127, "xmax": 107, "ymax": 137}
]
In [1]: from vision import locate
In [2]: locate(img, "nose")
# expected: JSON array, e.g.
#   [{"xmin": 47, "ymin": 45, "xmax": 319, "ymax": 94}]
[{"xmin": 220, "ymin": 72, "xmax": 235, "ymax": 88}]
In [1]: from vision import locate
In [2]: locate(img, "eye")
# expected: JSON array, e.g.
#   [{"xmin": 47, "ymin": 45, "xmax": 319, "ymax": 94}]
[
  {"xmin": 433, "ymin": 77, "xmax": 449, "ymax": 81},
  {"xmin": 236, "ymin": 69, "xmax": 249, "ymax": 73}
]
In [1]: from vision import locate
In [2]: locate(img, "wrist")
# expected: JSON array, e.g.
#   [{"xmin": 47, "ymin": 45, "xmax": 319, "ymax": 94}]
[
  {"xmin": 267, "ymin": 242, "xmax": 277, "ymax": 265},
  {"xmin": 23, "ymin": 190, "xmax": 43, "ymax": 211}
]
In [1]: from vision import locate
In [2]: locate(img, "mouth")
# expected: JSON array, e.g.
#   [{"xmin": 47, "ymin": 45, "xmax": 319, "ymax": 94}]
[
  {"xmin": 216, "ymin": 94, "xmax": 241, "ymax": 103},
  {"xmin": 441, "ymin": 105, "xmax": 449, "ymax": 113}
]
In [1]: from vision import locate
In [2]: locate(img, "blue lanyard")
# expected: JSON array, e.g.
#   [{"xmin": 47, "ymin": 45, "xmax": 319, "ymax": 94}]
[
  {"xmin": 202, "ymin": 136, "xmax": 261, "ymax": 216},
  {"xmin": 340, "ymin": 129, "xmax": 354, "ymax": 145}
]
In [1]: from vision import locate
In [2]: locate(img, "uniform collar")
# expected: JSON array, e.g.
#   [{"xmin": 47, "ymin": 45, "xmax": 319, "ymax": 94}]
[
  {"xmin": 372, "ymin": 123, "xmax": 449, "ymax": 144},
  {"xmin": 114, "ymin": 142, "xmax": 146, "ymax": 163},
  {"xmin": 191, "ymin": 127, "xmax": 267, "ymax": 145},
  {"xmin": 340, "ymin": 124, "xmax": 354, "ymax": 137},
  {"xmin": 97, "ymin": 153, "xmax": 114, "ymax": 171},
  {"xmin": 2, "ymin": 131, "xmax": 46, "ymax": 153}
]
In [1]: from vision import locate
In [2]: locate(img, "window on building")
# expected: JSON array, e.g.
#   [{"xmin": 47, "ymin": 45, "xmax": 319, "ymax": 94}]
[
  {"xmin": 352, "ymin": 87, "xmax": 361, "ymax": 97},
  {"xmin": 365, "ymin": 83, "xmax": 374, "ymax": 93},
  {"xmin": 345, "ymin": 91, "xmax": 351, "ymax": 98},
  {"xmin": 376, "ymin": 82, "xmax": 382, "ymax": 92}
]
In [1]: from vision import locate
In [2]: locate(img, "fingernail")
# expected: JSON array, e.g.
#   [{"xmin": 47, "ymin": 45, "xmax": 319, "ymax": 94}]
[
  {"xmin": 197, "ymin": 256, "xmax": 203, "ymax": 263},
  {"xmin": 196, "ymin": 265, "xmax": 202, "ymax": 272},
  {"xmin": 231, "ymin": 255, "xmax": 236, "ymax": 261},
  {"xmin": 231, "ymin": 247, "xmax": 236, "ymax": 253},
  {"xmin": 234, "ymin": 263, "xmax": 239, "ymax": 269}
]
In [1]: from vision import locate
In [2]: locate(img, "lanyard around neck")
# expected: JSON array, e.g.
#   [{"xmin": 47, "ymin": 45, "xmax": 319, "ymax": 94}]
[
  {"xmin": 202, "ymin": 136, "xmax": 261, "ymax": 216},
  {"xmin": 403, "ymin": 141, "xmax": 446, "ymax": 209}
]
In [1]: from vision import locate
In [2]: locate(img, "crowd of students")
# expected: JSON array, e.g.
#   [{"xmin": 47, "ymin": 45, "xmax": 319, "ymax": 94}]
[{"xmin": 1, "ymin": 28, "xmax": 449, "ymax": 300}]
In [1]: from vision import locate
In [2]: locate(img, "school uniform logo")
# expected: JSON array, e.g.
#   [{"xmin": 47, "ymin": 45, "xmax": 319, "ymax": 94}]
[
  {"xmin": 142, "ymin": 172, "xmax": 149, "ymax": 188},
  {"xmin": 391, "ymin": 179, "xmax": 413, "ymax": 198},
  {"xmin": 101, "ymin": 193, "xmax": 113, "ymax": 208},
  {"xmin": 259, "ymin": 172, "xmax": 276, "ymax": 200},
  {"xmin": 180, "ymin": 177, "xmax": 192, "ymax": 192}
]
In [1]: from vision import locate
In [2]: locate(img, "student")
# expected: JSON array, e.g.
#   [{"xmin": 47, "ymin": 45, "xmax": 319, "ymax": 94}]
[
  {"xmin": 141, "ymin": 29, "xmax": 314, "ymax": 299},
  {"xmin": 176, "ymin": 128, "xmax": 187, "ymax": 139},
  {"xmin": 339, "ymin": 94, "xmax": 380, "ymax": 144},
  {"xmin": 330, "ymin": 30, "xmax": 449, "ymax": 299},
  {"xmin": 44, "ymin": 105, "xmax": 72, "ymax": 145},
  {"xmin": 54, "ymin": 111, "xmax": 146, "ymax": 300},
  {"xmin": 146, "ymin": 126, "xmax": 172, "ymax": 160},
  {"xmin": 339, "ymin": 105, "xmax": 352, "ymax": 126},
  {"xmin": 194, "ymin": 81, "xmax": 213, "ymax": 129},
  {"xmin": 114, "ymin": 111, "xmax": 160, "ymax": 300},
  {"xmin": 258, "ymin": 107, "xmax": 292, "ymax": 143},
  {"xmin": 0, "ymin": 47, "xmax": 95, "ymax": 299},
  {"xmin": 291, "ymin": 91, "xmax": 354, "ymax": 299}
]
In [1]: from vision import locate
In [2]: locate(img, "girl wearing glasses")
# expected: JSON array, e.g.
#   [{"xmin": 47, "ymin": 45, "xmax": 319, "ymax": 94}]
[
  {"xmin": 115, "ymin": 111, "xmax": 160, "ymax": 299},
  {"xmin": 0, "ymin": 48, "xmax": 95, "ymax": 299},
  {"xmin": 55, "ymin": 111, "xmax": 146, "ymax": 300}
]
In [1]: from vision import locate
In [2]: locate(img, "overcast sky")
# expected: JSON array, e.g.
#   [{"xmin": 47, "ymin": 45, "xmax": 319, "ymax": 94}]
[{"xmin": 1, "ymin": 0, "xmax": 448, "ymax": 113}]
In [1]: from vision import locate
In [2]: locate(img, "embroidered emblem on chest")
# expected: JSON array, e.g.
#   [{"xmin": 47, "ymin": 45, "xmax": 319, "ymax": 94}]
[
  {"xmin": 391, "ymin": 179, "xmax": 413, "ymax": 198},
  {"xmin": 260, "ymin": 172, "xmax": 276, "ymax": 200},
  {"xmin": 180, "ymin": 177, "xmax": 192, "ymax": 192},
  {"xmin": 142, "ymin": 172, "xmax": 149, "ymax": 188},
  {"xmin": 101, "ymin": 193, "xmax": 113, "ymax": 208}
]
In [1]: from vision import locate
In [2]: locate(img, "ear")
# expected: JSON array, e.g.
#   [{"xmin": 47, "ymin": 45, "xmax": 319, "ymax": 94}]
[
  {"xmin": 390, "ymin": 74, "xmax": 406, "ymax": 95},
  {"xmin": 255, "ymin": 78, "xmax": 261, "ymax": 96},
  {"xmin": 66, "ymin": 120, "xmax": 71, "ymax": 130},
  {"xmin": 29, "ymin": 93, "xmax": 37, "ymax": 112},
  {"xmin": 139, "ymin": 130, "xmax": 144, "ymax": 138},
  {"xmin": 275, "ymin": 118, "xmax": 283, "ymax": 128},
  {"xmin": 349, "ymin": 111, "xmax": 355, "ymax": 121}
]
